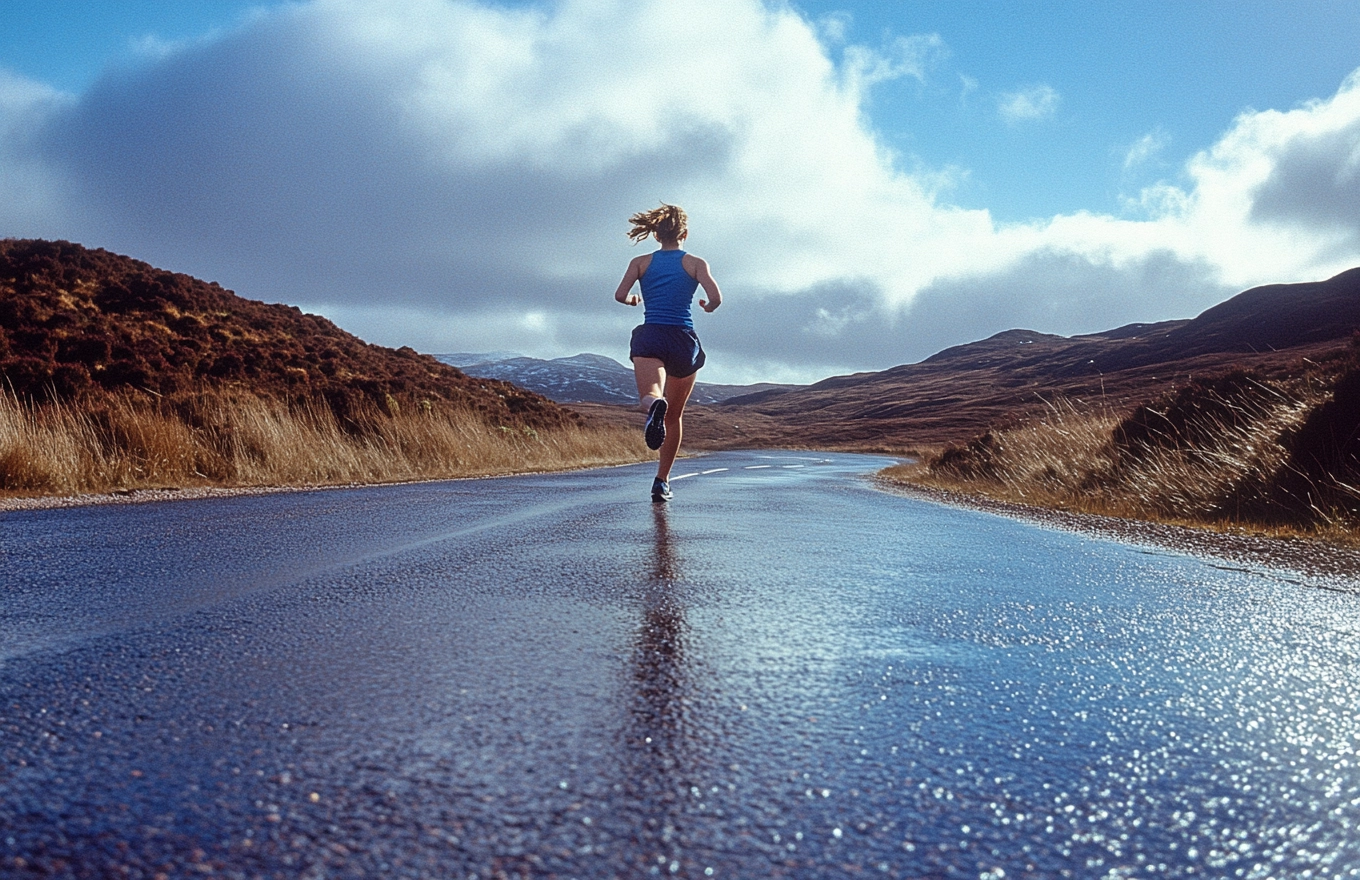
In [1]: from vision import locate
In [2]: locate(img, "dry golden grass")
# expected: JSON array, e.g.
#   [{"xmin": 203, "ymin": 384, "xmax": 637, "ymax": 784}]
[
  {"xmin": 0, "ymin": 390, "xmax": 648, "ymax": 497},
  {"xmin": 879, "ymin": 379, "xmax": 1360, "ymax": 544}
]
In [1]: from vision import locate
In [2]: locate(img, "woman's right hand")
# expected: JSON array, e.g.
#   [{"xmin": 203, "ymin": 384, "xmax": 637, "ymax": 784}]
[{"xmin": 614, "ymin": 255, "xmax": 646, "ymax": 306}]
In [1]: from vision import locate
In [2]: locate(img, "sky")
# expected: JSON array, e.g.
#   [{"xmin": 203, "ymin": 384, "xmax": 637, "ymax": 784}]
[{"xmin": 2, "ymin": 1, "xmax": 1359, "ymax": 384}]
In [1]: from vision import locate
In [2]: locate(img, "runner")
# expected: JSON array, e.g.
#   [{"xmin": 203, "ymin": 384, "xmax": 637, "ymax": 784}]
[{"xmin": 613, "ymin": 204, "xmax": 722, "ymax": 502}]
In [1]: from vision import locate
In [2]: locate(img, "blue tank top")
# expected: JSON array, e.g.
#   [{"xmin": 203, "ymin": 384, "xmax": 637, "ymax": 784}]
[{"xmin": 640, "ymin": 250, "xmax": 699, "ymax": 329}]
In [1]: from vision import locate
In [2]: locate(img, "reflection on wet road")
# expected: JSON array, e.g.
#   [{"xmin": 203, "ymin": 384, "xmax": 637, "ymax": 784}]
[{"xmin": 4, "ymin": 450, "xmax": 1360, "ymax": 878}]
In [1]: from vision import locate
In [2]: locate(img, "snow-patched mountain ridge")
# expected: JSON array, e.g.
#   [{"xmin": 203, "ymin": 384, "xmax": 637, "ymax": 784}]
[{"xmin": 436, "ymin": 352, "xmax": 798, "ymax": 405}]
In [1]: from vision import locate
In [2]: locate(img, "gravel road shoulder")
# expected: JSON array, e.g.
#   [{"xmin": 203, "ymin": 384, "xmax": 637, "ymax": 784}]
[{"xmin": 875, "ymin": 478, "xmax": 1360, "ymax": 588}]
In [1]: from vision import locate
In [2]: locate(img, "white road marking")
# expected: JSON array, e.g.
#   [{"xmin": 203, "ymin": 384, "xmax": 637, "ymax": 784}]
[
  {"xmin": 781, "ymin": 465, "xmax": 805, "ymax": 469},
  {"xmin": 701, "ymin": 468, "xmax": 728, "ymax": 475},
  {"xmin": 743, "ymin": 465, "xmax": 771, "ymax": 470},
  {"xmin": 671, "ymin": 473, "xmax": 700, "ymax": 481}
]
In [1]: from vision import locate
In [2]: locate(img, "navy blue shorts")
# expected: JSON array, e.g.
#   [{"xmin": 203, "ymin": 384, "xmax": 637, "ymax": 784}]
[{"xmin": 629, "ymin": 323, "xmax": 706, "ymax": 378}]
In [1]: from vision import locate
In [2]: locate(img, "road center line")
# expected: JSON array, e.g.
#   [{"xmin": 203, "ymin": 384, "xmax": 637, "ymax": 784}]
[
  {"xmin": 743, "ymin": 465, "xmax": 771, "ymax": 469},
  {"xmin": 701, "ymin": 468, "xmax": 728, "ymax": 475},
  {"xmin": 671, "ymin": 473, "xmax": 700, "ymax": 481}
]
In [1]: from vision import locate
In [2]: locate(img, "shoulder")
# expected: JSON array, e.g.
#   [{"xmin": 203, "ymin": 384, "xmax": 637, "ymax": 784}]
[
  {"xmin": 630, "ymin": 252, "xmax": 653, "ymax": 276},
  {"xmin": 681, "ymin": 252, "xmax": 710, "ymax": 278}
]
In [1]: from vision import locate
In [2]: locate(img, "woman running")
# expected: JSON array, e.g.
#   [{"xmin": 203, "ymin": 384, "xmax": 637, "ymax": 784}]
[{"xmin": 613, "ymin": 204, "xmax": 722, "ymax": 502}]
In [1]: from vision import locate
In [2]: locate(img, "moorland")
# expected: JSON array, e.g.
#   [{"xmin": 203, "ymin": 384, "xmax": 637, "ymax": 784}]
[
  {"xmin": 703, "ymin": 267, "xmax": 1359, "ymax": 543},
  {"xmin": 3, "ymin": 237, "xmax": 1358, "ymax": 545},
  {"xmin": 0, "ymin": 239, "xmax": 646, "ymax": 498}
]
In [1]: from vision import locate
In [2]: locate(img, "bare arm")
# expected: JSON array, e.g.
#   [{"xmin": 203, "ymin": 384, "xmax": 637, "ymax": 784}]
[
  {"xmin": 688, "ymin": 255, "xmax": 722, "ymax": 312},
  {"xmin": 613, "ymin": 255, "xmax": 646, "ymax": 306}
]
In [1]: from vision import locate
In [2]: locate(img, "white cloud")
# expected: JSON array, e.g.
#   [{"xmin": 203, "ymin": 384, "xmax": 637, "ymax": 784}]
[
  {"xmin": 1, "ymin": 0, "xmax": 1359, "ymax": 384},
  {"xmin": 1148, "ymin": 68, "xmax": 1360, "ymax": 283},
  {"xmin": 997, "ymin": 84, "xmax": 1060, "ymax": 124},
  {"xmin": 1122, "ymin": 128, "xmax": 1170, "ymax": 171},
  {"xmin": 1245, "ymin": 71, "xmax": 1360, "ymax": 248},
  {"xmin": 814, "ymin": 10, "xmax": 852, "ymax": 46},
  {"xmin": 958, "ymin": 73, "xmax": 979, "ymax": 105},
  {"xmin": 0, "ymin": 69, "xmax": 75, "ymax": 236},
  {"xmin": 843, "ymin": 32, "xmax": 947, "ymax": 90}
]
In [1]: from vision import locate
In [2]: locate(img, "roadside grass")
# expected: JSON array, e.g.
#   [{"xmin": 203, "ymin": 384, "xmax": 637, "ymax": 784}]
[
  {"xmin": 0, "ymin": 389, "xmax": 647, "ymax": 497},
  {"xmin": 879, "ymin": 368, "xmax": 1360, "ymax": 545}
]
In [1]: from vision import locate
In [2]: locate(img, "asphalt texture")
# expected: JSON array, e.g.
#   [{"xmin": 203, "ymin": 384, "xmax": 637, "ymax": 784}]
[{"xmin": 4, "ymin": 450, "xmax": 1360, "ymax": 879}]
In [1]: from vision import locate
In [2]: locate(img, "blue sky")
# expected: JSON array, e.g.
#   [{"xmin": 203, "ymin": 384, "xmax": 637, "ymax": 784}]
[
  {"xmin": 2, "ymin": 1, "xmax": 1360, "ymax": 382},
  {"xmin": 0, "ymin": 2, "xmax": 264, "ymax": 91},
  {"xmin": 798, "ymin": 0, "xmax": 1360, "ymax": 220}
]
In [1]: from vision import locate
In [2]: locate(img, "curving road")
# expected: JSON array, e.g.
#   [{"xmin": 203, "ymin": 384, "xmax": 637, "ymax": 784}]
[{"xmin": 3, "ymin": 450, "xmax": 1360, "ymax": 878}]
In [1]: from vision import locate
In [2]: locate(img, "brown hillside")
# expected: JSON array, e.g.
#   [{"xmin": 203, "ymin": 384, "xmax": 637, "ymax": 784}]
[
  {"xmin": 0, "ymin": 239, "xmax": 569, "ymax": 429},
  {"xmin": 701, "ymin": 267, "xmax": 1360, "ymax": 449}
]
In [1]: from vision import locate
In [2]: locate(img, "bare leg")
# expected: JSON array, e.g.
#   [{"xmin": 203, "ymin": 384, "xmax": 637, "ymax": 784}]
[
  {"xmin": 632, "ymin": 357, "xmax": 665, "ymax": 410},
  {"xmin": 656, "ymin": 371, "xmax": 697, "ymax": 482}
]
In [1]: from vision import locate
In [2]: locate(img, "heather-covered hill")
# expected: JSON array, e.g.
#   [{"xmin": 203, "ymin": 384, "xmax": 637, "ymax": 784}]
[
  {"xmin": 710, "ymin": 267, "xmax": 1360, "ymax": 448},
  {"xmin": 0, "ymin": 239, "xmax": 568, "ymax": 429}
]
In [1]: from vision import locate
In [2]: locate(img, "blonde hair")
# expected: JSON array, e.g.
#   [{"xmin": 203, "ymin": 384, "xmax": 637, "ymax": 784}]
[{"xmin": 627, "ymin": 204, "xmax": 688, "ymax": 244}]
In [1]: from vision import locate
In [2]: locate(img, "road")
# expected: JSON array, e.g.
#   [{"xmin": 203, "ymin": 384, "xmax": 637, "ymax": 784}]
[{"xmin": 3, "ymin": 450, "xmax": 1360, "ymax": 878}]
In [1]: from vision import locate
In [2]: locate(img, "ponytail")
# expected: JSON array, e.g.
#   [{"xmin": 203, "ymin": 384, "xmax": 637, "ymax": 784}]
[{"xmin": 627, "ymin": 204, "xmax": 688, "ymax": 244}]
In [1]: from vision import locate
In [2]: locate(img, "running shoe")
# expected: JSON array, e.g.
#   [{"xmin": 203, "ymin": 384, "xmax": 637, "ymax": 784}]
[
  {"xmin": 651, "ymin": 477, "xmax": 672, "ymax": 502},
  {"xmin": 644, "ymin": 398, "xmax": 667, "ymax": 450}
]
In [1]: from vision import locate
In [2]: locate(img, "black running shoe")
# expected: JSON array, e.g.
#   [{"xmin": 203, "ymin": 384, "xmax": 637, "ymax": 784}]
[
  {"xmin": 651, "ymin": 477, "xmax": 672, "ymax": 502},
  {"xmin": 644, "ymin": 398, "xmax": 667, "ymax": 450}
]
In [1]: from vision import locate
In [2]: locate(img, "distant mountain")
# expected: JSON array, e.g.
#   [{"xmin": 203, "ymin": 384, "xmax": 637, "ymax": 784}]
[
  {"xmin": 436, "ymin": 353, "xmax": 636, "ymax": 404},
  {"xmin": 0, "ymin": 239, "xmax": 571, "ymax": 428},
  {"xmin": 435, "ymin": 351, "xmax": 799, "ymax": 405},
  {"xmin": 439, "ymin": 351, "xmax": 524, "ymax": 368},
  {"xmin": 702, "ymin": 266, "xmax": 1360, "ymax": 448}
]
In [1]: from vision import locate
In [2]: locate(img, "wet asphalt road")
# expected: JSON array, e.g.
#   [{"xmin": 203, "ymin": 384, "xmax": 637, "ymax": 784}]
[{"xmin": 4, "ymin": 450, "xmax": 1360, "ymax": 879}]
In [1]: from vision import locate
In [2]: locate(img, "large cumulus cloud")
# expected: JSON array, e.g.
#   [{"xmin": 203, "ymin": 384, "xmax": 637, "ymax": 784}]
[
  {"xmin": 1248, "ymin": 72, "xmax": 1360, "ymax": 253},
  {"xmin": 1, "ymin": 0, "xmax": 1359, "ymax": 383}
]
